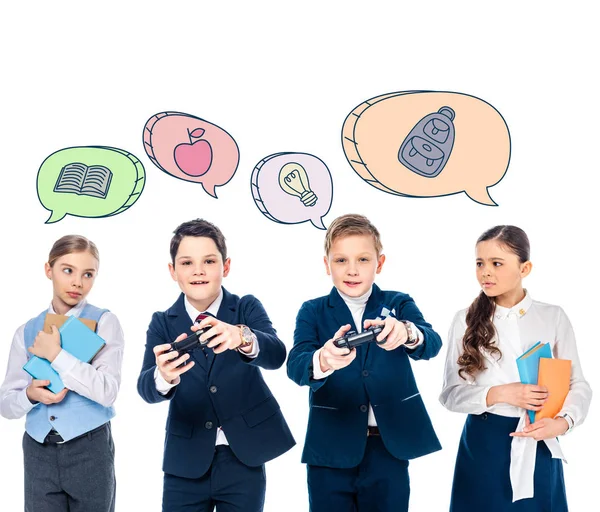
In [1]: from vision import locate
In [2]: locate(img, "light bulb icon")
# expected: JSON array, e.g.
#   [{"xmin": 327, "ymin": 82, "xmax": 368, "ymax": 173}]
[{"xmin": 278, "ymin": 162, "xmax": 318, "ymax": 207}]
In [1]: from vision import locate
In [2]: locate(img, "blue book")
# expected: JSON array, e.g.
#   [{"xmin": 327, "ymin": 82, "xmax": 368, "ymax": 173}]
[
  {"xmin": 23, "ymin": 316, "xmax": 106, "ymax": 393},
  {"xmin": 516, "ymin": 342, "xmax": 552, "ymax": 423}
]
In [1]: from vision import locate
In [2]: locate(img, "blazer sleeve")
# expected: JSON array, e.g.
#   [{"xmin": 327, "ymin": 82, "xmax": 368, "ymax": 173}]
[
  {"xmin": 397, "ymin": 294, "xmax": 442, "ymax": 361},
  {"xmin": 239, "ymin": 296, "xmax": 286, "ymax": 370},
  {"xmin": 287, "ymin": 300, "xmax": 328, "ymax": 392},
  {"xmin": 137, "ymin": 312, "xmax": 177, "ymax": 404}
]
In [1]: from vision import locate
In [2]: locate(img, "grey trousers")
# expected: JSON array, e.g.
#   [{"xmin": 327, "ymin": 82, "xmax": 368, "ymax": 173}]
[{"xmin": 23, "ymin": 422, "xmax": 115, "ymax": 512}]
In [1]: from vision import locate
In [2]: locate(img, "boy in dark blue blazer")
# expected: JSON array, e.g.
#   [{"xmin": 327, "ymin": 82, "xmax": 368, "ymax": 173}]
[
  {"xmin": 287, "ymin": 214, "xmax": 441, "ymax": 512},
  {"xmin": 138, "ymin": 219, "xmax": 295, "ymax": 512}
]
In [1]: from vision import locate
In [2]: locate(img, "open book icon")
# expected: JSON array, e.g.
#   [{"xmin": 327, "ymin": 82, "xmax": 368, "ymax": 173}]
[{"xmin": 54, "ymin": 162, "xmax": 113, "ymax": 199}]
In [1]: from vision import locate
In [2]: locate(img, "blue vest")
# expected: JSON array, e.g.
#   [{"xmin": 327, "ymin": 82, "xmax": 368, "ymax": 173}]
[{"xmin": 24, "ymin": 304, "xmax": 115, "ymax": 443}]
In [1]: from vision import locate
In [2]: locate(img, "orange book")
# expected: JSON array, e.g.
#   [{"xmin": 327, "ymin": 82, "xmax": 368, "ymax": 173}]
[
  {"xmin": 535, "ymin": 358, "xmax": 571, "ymax": 421},
  {"xmin": 43, "ymin": 314, "xmax": 97, "ymax": 334}
]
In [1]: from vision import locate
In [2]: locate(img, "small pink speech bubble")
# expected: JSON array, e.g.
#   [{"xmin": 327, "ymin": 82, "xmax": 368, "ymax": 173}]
[
  {"xmin": 143, "ymin": 112, "xmax": 239, "ymax": 197},
  {"xmin": 251, "ymin": 152, "xmax": 333, "ymax": 229}
]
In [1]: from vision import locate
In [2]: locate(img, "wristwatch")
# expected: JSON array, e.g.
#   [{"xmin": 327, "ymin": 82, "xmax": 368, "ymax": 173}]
[
  {"xmin": 237, "ymin": 325, "xmax": 256, "ymax": 349},
  {"xmin": 401, "ymin": 321, "xmax": 418, "ymax": 346}
]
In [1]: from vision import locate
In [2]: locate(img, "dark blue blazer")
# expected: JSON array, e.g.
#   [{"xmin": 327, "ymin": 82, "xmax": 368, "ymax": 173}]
[
  {"xmin": 137, "ymin": 288, "xmax": 295, "ymax": 479},
  {"xmin": 287, "ymin": 284, "xmax": 442, "ymax": 468}
]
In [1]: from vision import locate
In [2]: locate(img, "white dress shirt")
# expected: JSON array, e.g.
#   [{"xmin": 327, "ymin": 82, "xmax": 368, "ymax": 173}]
[
  {"xmin": 312, "ymin": 288, "xmax": 423, "ymax": 427},
  {"xmin": 440, "ymin": 291, "xmax": 592, "ymax": 501},
  {"xmin": 154, "ymin": 289, "xmax": 259, "ymax": 446},
  {"xmin": 0, "ymin": 300, "xmax": 125, "ymax": 419}
]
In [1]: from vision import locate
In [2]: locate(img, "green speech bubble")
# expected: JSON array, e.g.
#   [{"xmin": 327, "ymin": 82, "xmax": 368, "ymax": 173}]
[{"xmin": 37, "ymin": 146, "xmax": 145, "ymax": 223}]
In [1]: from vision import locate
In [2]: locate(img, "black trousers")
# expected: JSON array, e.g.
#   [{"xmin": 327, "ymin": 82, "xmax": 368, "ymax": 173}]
[
  {"xmin": 307, "ymin": 436, "xmax": 410, "ymax": 512},
  {"xmin": 23, "ymin": 422, "xmax": 115, "ymax": 512},
  {"xmin": 163, "ymin": 445, "xmax": 266, "ymax": 512}
]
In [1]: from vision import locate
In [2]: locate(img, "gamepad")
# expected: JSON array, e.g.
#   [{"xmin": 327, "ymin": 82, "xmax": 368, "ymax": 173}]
[
  {"xmin": 169, "ymin": 314, "xmax": 216, "ymax": 356},
  {"xmin": 333, "ymin": 325, "xmax": 386, "ymax": 351}
]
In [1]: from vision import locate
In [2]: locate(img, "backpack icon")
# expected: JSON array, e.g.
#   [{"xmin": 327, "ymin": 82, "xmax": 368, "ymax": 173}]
[{"xmin": 398, "ymin": 106, "xmax": 456, "ymax": 178}]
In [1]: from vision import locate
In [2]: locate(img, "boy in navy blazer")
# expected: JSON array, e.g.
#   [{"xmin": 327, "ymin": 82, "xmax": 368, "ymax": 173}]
[
  {"xmin": 138, "ymin": 219, "xmax": 295, "ymax": 512},
  {"xmin": 287, "ymin": 214, "xmax": 441, "ymax": 512}
]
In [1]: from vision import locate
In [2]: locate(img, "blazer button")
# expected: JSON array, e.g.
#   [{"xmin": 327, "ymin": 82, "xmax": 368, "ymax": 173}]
[
  {"xmin": 49, "ymin": 416, "xmax": 56, "ymax": 421},
  {"xmin": 362, "ymin": 370, "xmax": 369, "ymax": 377},
  {"xmin": 360, "ymin": 405, "xmax": 368, "ymax": 413},
  {"xmin": 205, "ymin": 421, "xmax": 213, "ymax": 430},
  {"xmin": 209, "ymin": 386, "xmax": 218, "ymax": 394}
]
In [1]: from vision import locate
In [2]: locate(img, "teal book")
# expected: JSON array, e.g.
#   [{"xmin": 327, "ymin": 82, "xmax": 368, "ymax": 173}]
[
  {"xmin": 516, "ymin": 342, "xmax": 552, "ymax": 423},
  {"xmin": 22, "ymin": 316, "xmax": 106, "ymax": 394}
]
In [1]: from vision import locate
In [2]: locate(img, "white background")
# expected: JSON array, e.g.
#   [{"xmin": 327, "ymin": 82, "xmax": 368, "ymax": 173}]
[{"xmin": 1, "ymin": 1, "xmax": 598, "ymax": 511}]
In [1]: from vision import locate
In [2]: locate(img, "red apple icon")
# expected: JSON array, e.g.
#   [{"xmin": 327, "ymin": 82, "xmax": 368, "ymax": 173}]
[{"xmin": 174, "ymin": 127, "xmax": 213, "ymax": 177}]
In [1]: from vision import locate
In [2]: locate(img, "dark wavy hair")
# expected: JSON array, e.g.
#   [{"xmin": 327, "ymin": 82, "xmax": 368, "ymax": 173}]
[
  {"xmin": 170, "ymin": 219, "xmax": 227, "ymax": 264},
  {"xmin": 458, "ymin": 225, "xmax": 530, "ymax": 379}
]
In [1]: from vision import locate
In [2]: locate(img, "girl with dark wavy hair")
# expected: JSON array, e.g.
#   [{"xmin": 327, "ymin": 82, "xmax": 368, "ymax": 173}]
[{"xmin": 440, "ymin": 225, "xmax": 592, "ymax": 511}]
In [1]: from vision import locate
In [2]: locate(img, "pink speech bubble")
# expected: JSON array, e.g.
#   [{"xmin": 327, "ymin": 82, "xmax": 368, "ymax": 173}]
[
  {"xmin": 143, "ymin": 112, "xmax": 239, "ymax": 197},
  {"xmin": 251, "ymin": 152, "xmax": 333, "ymax": 229}
]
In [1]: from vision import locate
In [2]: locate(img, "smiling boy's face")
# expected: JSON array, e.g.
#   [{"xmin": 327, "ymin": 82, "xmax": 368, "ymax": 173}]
[
  {"xmin": 169, "ymin": 236, "xmax": 230, "ymax": 311},
  {"xmin": 324, "ymin": 234, "xmax": 385, "ymax": 298}
]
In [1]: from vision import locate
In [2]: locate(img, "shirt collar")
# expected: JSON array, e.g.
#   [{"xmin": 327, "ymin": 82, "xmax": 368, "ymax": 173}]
[
  {"xmin": 494, "ymin": 289, "xmax": 533, "ymax": 320},
  {"xmin": 48, "ymin": 299, "xmax": 87, "ymax": 317},
  {"xmin": 184, "ymin": 288, "xmax": 223, "ymax": 323}
]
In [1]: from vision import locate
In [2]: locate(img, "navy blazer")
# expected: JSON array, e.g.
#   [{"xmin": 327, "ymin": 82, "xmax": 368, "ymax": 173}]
[
  {"xmin": 138, "ymin": 288, "xmax": 295, "ymax": 478},
  {"xmin": 287, "ymin": 284, "xmax": 442, "ymax": 468}
]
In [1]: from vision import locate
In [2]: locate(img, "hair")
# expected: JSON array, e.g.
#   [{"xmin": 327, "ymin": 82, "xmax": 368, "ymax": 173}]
[
  {"xmin": 458, "ymin": 225, "xmax": 530, "ymax": 379},
  {"xmin": 324, "ymin": 214, "xmax": 382, "ymax": 255},
  {"xmin": 170, "ymin": 219, "xmax": 227, "ymax": 264},
  {"xmin": 48, "ymin": 235, "xmax": 100, "ymax": 268}
]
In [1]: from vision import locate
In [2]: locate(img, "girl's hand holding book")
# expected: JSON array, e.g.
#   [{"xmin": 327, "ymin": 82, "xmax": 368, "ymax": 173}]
[
  {"xmin": 28, "ymin": 325, "xmax": 62, "ymax": 362},
  {"xmin": 26, "ymin": 379, "xmax": 68, "ymax": 405},
  {"xmin": 510, "ymin": 415, "xmax": 569, "ymax": 440},
  {"xmin": 486, "ymin": 382, "xmax": 548, "ymax": 410}
]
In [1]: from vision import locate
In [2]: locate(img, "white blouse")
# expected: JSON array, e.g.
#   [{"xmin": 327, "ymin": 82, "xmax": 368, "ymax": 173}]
[{"xmin": 440, "ymin": 291, "xmax": 592, "ymax": 501}]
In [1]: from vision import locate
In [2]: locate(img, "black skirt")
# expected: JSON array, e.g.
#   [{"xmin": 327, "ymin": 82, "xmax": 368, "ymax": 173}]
[{"xmin": 450, "ymin": 413, "xmax": 567, "ymax": 512}]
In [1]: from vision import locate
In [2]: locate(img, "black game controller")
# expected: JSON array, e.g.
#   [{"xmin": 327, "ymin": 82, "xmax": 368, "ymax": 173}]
[
  {"xmin": 169, "ymin": 314, "xmax": 217, "ymax": 356},
  {"xmin": 333, "ymin": 325, "xmax": 386, "ymax": 352}
]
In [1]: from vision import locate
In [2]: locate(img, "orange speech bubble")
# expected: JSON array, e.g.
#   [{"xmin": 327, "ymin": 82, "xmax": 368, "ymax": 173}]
[{"xmin": 342, "ymin": 91, "xmax": 511, "ymax": 205}]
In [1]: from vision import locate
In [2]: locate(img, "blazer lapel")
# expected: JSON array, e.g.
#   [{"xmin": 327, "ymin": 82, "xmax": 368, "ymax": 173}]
[
  {"xmin": 206, "ymin": 287, "xmax": 237, "ymax": 375},
  {"xmin": 167, "ymin": 294, "xmax": 208, "ymax": 371},
  {"xmin": 328, "ymin": 287, "xmax": 357, "ymax": 334}
]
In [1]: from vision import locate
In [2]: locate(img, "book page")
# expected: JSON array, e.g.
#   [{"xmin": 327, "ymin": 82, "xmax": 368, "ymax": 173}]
[
  {"xmin": 81, "ymin": 165, "xmax": 113, "ymax": 198},
  {"xmin": 53, "ymin": 162, "xmax": 86, "ymax": 193}
]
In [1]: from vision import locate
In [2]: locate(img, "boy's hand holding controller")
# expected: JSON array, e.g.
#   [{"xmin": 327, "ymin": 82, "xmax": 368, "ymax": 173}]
[
  {"xmin": 319, "ymin": 324, "xmax": 357, "ymax": 372},
  {"xmin": 364, "ymin": 316, "xmax": 408, "ymax": 351},
  {"xmin": 154, "ymin": 335, "xmax": 196, "ymax": 385},
  {"xmin": 195, "ymin": 316, "xmax": 255, "ymax": 355}
]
